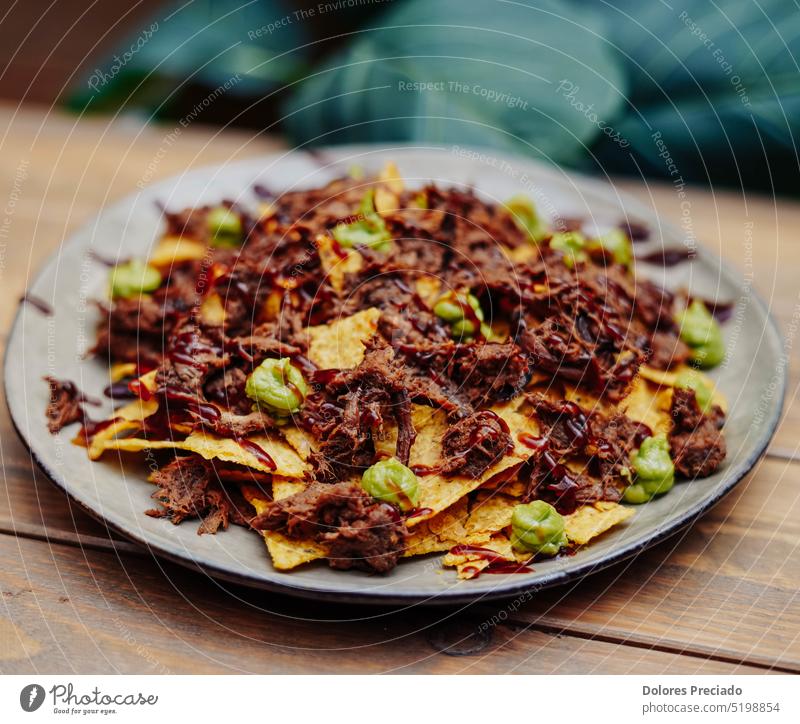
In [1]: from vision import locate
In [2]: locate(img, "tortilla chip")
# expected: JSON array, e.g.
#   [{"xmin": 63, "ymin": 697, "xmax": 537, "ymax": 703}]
[
  {"xmin": 306, "ymin": 307, "xmax": 381, "ymax": 369},
  {"xmin": 200, "ymin": 292, "xmax": 225, "ymax": 325},
  {"xmin": 272, "ymin": 477, "xmax": 307, "ymax": 500},
  {"xmin": 502, "ymin": 243, "xmax": 538, "ymax": 265},
  {"xmin": 415, "ymin": 275, "xmax": 441, "ymax": 307},
  {"xmin": 564, "ymin": 501, "xmax": 634, "ymax": 546},
  {"xmin": 639, "ymin": 365, "xmax": 727, "ymax": 412},
  {"xmin": 563, "ymin": 375, "xmax": 673, "ymax": 436},
  {"xmin": 281, "ymin": 425, "xmax": 316, "ymax": 461},
  {"xmin": 403, "ymin": 498, "xmax": 475, "ymax": 557},
  {"xmin": 244, "ymin": 477, "xmax": 327, "ymax": 570},
  {"xmin": 465, "ymin": 492, "xmax": 517, "ymax": 534},
  {"xmin": 109, "ymin": 362, "xmax": 137, "ymax": 382},
  {"xmin": 264, "ymin": 532, "xmax": 328, "ymax": 571},
  {"xmin": 242, "ymin": 478, "xmax": 327, "ymax": 570},
  {"xmin": 100, "ymin": 430, "xmax": 307, "ymax": 477},
  {"xmin": 316, "ymin": 233, "xmax": 363, "ymax": 294},
  {"xmin": 242, "ymin": 486, "xmax": 270, "ymax": 514},
  {"xmin": 441, "ymin": 535, "xmax": 519, "ymax": 580},
  {"xmin": 490, "ymin": 403, "xmax": 540, "ymax": 457},
  {"xmin": 148, "ymin": 236, "xmax": 208, "ymax": 268},
  {"xmin": 379, "ymin": 161, "xmax": 404, "ymax": 194},
  {"xmin": 404, "ymin": 405, "xmax": 527, "ymax": 526},
  {"xmin": 82, "ymin": 392, "xmax": 160, "ymax": 459}
]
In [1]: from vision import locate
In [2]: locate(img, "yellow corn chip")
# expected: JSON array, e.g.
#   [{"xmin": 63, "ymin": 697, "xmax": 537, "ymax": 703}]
[
  {"xmin": 306, "ymin": 307, "xmax": 380, "ymax": 369},
  {"xmin": 316, "ymin": 234, "xmax": 363, "ymax": 294},
  {"xmin": 243, "ymin": 478, "xmax": 327, "ymax": 570},
  {"xmin": 148, "ymin": 236, "xmax": 208, "ymax": 268},
  {"xmin": 639, "ymin": 364, "xmax": 727, "ymax": 412},
  {"xmin": 415, "ymin": 275, "xmax": 441, "ymax": 307},
  {"xmin": 109, "ymin": 362, "xmax": 137, "ymax": 382},
  {"xmin": 619, "ymin": 376, "xmax": 673, "ymax": 435},
  {"xmin": 272, "ymin": 477, "xmax": 307, "ymax": 500},
  {"xmin": 281, "ymin": 425, "xmax": 316, "ymax": 461},
  {"xmin": 100, "ymin": 430, "xmax": 308, "ymax": 477},
  {"xmin": 263, "ymin": 532, "xmax": 328, "ymax": 571},
  {"xmin": 442, "ymin": 535, "xmax": 519, "ymax": 580},
  {"xmin": 403, "ymin": 498, "xmax": 475, "ymax": 557},
  {"xmin": 465, "ymin": 492, "xmax": 517, "ymax": 535},
  {"xmin": 379, "ymin": 160, "xmax": 404, "ymax": 194},
  {"xmin": 404, "ymin": 405, "xmax": 527, "ymax": 526},
  {"xmin": 199, "ymin": 292, "xmax": 225, "ymax": 325},
  {"xmin": 564, "ymin": 501, "xmax": 634, "ymax": 546}
]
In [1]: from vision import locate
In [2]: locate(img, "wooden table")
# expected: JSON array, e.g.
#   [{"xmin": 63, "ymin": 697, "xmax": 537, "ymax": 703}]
[{"xmin": 1, "ymin": 103, "xmax": 798, "ymax": 674}]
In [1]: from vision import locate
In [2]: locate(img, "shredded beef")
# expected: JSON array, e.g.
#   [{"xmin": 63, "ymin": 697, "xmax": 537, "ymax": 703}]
[
  {"xmin": 202, "ymin": 367, "xmax": 251, "ymax": 413},
  {"xmin": 146, "ymin": 455, "xmax": 254, "ymax": 534},
  {"xmin": 252, "ymin": 481, "xmax": 407, "ymax": 573},
  {"xmin": 522, "ymin": 450, "xmax": 618, "ymax": 515},
  {"xmin": 440, "ymin": 410, "xmax": 513, "ymax": 478},
  {"xmin": 669, "ymin": 388, "xmax": 726, "ymax": 478},
  {"xmin": 72, "ymin": 169, "xmax": 732, "ymax": 558},
  {"xmin": 303, "ymin": 337, "xmax": 416, "ymax": 482},
  {"xmin": 587, "ymin": 412, "xmax": 646, "ymax": 481},
  {"xmin": 44, "ymin": 377, "xmax": 89, "ymax": 433},
  {"xmin": 648, "ymin": 331, "xmax": 691, "ymax": 370},
  {"xmin": 519, "ymin": 396, "xmax": 643, "ymax": 511}
]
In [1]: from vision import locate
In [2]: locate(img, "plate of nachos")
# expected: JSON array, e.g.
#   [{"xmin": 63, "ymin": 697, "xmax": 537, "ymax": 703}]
[{"xmin": 6, "ymin": 146, "xmax": 783, "ymax": 603}]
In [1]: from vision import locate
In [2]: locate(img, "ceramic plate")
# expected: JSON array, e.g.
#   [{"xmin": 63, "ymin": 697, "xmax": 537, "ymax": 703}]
[{"xmin": 4, "ymin": 145, "xmax": 784, "ymax": 604}]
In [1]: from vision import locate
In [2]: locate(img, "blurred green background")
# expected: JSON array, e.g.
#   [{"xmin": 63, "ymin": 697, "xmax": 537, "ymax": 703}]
[{"xmin": 6, "ymin": 0, "xmax": 797, "ymax": 193}]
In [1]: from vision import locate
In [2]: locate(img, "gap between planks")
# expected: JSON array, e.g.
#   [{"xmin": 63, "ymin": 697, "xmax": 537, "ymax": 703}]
[
  {"xmin": 479, "ymin": 613, "xmax": 799, "ymax": 674},
  {"xmin": 0, "ymin": 524, "xmax": 796, "ymax": 674}
]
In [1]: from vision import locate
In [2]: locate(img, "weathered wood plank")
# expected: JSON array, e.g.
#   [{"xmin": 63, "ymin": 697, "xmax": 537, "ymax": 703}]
[
  {"xmin": 478, "ymin": 454, "xmax": 800, "ymax": 671},
  {"xmin": 0, "ymin": 535, "xmax": 766, "ymax": 674}
]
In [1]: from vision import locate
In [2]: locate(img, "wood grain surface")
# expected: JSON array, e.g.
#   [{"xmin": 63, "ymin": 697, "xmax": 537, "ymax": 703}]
[{"xmin": 1, "ymin": 103, "xmax": 798, "ymax": 674}]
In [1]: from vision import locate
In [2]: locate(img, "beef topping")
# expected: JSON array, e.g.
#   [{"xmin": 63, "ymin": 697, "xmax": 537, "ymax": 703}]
[
  {"xmin": 440, "ymin": 410, "xmax": 513, "ymax": 478},
  {"xmin": 252, "ymin": 481, "xmax": 407, "ymax": 573},
  {"xmin": 44, "ymin": 377, "xmax": 95, "ymax": 433},
  {"xmin": 146, "ymin": 455, "xmax": 254, "ymax": 534},
  {"xmin": 669, "ymin": 388, "xmax": 726, "ymax": 478}
]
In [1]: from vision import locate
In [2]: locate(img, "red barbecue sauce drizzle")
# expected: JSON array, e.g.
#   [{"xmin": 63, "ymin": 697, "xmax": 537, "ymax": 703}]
[
  {"xmin": 80, "ymin": 416, "xmax": 119, "ymax": 440},
  {"xmin": 404, "ymin": 507, "xmax": 433, "ymax": 521},
  {"xmin": 330, "ymin": 238, "xmax": 349, "ymax": 259},
  {"xmin": 88, "ymin": 250, "xmax": 129, "ymax": 267},
  {"xmin": 236, "ymin": 438, "xmax": 277, "ymax": 471},
  {"xmin": 411, "ymin": 464, "xmax": 440, "ymax": 477},
  {"xmin": 448, "ymin": 545, "xmax": 534, "ymax": 576},
  {"xmin": 128, "ymin": 378, "xmax": 153, "ymax": 401},
  {"xmin": 103, "ymin": 381, "xmax": 137, "ymax": 400},
  {"xmin": 635, "ymin": 248, "xmax": 693, "ymax": 267},
  {"xmin": 19, "ymin": 293, "xmax": 53, "ymax": 315},
  {"xmin": 169, "ymin": 329, "xmax": 220, "ymax": 366}
]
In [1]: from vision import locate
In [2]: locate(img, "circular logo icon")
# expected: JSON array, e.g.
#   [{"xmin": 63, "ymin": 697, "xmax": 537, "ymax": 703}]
[{"xmin": 19, "ymin": 685, "xmax": 45, "ymax": 713}]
